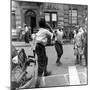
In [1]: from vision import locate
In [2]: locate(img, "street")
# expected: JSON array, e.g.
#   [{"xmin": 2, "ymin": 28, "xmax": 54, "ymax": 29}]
[
  {"xmin": 12, "ymin": 41, "xmax": 87, "ymax": 88},
  {"xmin": 11, "ymin": 1, "xmax": 88, "ymax": 89}
]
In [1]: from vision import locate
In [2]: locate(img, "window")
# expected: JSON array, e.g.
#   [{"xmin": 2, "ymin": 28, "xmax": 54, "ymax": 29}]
[
  {"xmin": 69, "ymin": 10, "xmax": 77, "ymax": 25},
  {"xmin": 52, "ymin": 13, "xmax": 57, "ymax": 21},
  {"xmin": 45, "ymin": 12, "xmax": 57, "ymax": 28},
  {"xmin": 45, "ymin": 13, "xmax": 50, "ymax": 22}
]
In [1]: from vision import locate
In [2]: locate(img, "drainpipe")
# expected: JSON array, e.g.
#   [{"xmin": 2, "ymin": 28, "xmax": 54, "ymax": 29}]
[{"xmin": 70, "ymin": 4, "xmax": 72, "ymax": 40}]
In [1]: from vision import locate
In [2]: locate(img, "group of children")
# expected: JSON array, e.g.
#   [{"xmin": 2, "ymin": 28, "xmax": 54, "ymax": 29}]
[
  {"xmin": 11, "ymin": 17, "xmax": 87, "ymax": 89},
  {"xmin": 30, "ymin": 18, "xmax": 64, "ymax": 87},
  {"xmin": 11, "ymin": 17, "xmax": 64, "ymax": 89},
  {"xmin": 32, "ymin": 18, "xmax": 88, "ymax": 87}
]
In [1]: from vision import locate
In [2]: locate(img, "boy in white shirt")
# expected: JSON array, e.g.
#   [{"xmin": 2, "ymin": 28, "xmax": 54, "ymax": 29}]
[
  {"xmin": 54, "ymin": 28, "xmax": 63, "ymax": 66},
  {"xmin": 35, "ymin": 18, "xmax": 53, "ymax": 87}
]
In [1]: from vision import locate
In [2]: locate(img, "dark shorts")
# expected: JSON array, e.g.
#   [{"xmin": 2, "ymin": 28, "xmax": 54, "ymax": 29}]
[
  {"xmin": 55, "ymin": 41, "xmax": 63, "ymax": 57},
  {"xmin": 35, "ymin": 43, "xmax": 48, "ymax": 76}
]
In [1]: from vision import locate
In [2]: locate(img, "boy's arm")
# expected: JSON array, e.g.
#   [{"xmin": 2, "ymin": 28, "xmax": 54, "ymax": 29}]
[{"xmin": 46, "ymin": 30, "xmax": 54, "ymax": 40}]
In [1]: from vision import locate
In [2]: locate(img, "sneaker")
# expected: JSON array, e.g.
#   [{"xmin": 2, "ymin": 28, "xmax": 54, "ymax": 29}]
[
  {"xmin": 35, "ymin": 78, "xmax": 40, "ymax": 88},
  {"xmin": 56, "ymin": 61, "xmax": 62, "ymax": 66},
  {"xmin": 44, "ymin": 71, "xmax": 52, "ymax": 76}
]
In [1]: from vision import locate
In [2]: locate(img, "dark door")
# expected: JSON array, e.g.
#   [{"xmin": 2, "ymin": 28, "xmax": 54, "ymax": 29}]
[
  {"xmin": 30, "ymin": 16, "xmax": 36, "ymax": 33},
  {"xmin": 25, "ymin": 10, "xmax": 36, "ymax": 33}
]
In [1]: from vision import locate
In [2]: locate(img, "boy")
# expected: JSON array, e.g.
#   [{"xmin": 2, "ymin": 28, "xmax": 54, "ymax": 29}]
[
  {"xmin": 54, "ymin": 28, "xmax": 63, "ymax": 66},
  {"xmin": 11, "ymin": 59, "xmax": 36, "ymax": 89},
  {"xmin": 35, "ymin": 18, "xmax": 53, "ymax": 87}
]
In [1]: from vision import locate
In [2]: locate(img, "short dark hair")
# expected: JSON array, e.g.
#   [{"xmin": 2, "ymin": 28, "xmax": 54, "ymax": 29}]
[
  {"xmin": 39, "ymin": 18, "xmax": 46, "ymax": 28},
  {"xmin": 23, "ymin": 59, "xmax": 36, "ymax": 70},
  {"xmin": 26, "ymin": 59, "xmax": 36, "ymax": 66},
  {"xmin": 24, "ymin": 24, "xmax": 28, "ymax": 27}
]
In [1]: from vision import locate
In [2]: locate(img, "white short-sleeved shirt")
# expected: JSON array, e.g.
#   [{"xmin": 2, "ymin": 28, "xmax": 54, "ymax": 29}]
[
  {"xmin": 36, "ymin": 28, "xmax": 53, "ymax": 45},
  {"xmin": 55, "ymin": 29, "xmax": 63, "ymax": 42}
]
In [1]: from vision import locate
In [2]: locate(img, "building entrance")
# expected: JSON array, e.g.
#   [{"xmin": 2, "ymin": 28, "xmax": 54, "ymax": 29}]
[{"xmin": 25, "ymin": 10, "xmax": 36, "ymax": 33}]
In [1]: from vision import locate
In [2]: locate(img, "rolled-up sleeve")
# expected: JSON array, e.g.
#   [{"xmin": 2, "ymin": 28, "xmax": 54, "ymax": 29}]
[{"xmin": 46, "ymin": 30, "xmax": 53, "ymax": 39}]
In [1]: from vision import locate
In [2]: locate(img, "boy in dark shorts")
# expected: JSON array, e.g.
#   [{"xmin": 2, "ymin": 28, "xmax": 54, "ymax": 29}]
[
  {"xmin": 54, "ymin": 28, "xmax": 63, "ymax": 66},
  {"xmin": 35, "ymin": 18, "xmax": 53, "ymax": 87}
]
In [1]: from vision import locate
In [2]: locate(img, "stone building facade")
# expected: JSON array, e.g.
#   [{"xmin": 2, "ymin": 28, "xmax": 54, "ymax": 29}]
[{"xmin": 11, "ymin": 0, "xmax": 88, "ymax": 34}]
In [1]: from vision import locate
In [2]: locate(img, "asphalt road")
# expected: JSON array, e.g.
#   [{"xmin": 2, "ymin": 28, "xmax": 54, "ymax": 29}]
[{"xmin": 12, "ymin": 41, "xmax": 88, "ymax": 88}]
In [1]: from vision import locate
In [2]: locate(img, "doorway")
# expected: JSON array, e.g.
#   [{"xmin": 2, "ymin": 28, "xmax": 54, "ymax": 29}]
[{"xmin": 24, "ymin": 10, "xmax": 36, "ymax": 33}]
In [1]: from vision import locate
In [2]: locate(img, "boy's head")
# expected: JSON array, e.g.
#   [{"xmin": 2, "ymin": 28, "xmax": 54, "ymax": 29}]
[
  {"xmin": 39, "ymin": 18, "xmax": 46, "ymax": 28},
  {"xmin": 25, "ymin": 59, "xmax": 36, "ymax": 67},
  {"xmin": 25, "ymin": 59, "xmax": 36, "ymax": 79}
]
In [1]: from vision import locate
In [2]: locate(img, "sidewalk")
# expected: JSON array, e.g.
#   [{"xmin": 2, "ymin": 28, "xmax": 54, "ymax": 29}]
[
  {"xmin": 12, "ymin": 39, "xmax": 73, "ymax": 47},
  {"xmin": 40, "ymin": 66, "xmax": 87, "ymax": 87},
  {"xmin": 12, "ymin": 41, "xmax": 31, "ymax": 47}
]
